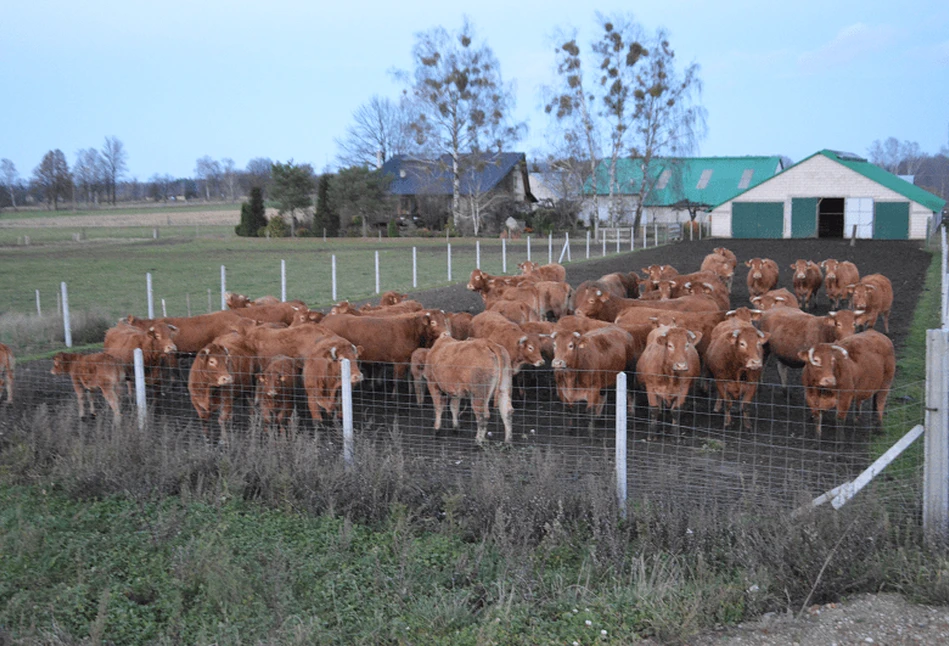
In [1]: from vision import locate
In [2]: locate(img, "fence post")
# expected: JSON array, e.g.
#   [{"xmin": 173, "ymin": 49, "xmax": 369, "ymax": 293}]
[
  {"xmin": 60, "ymin": 282, "xmax": 72, "ymax": 348},
  {"xmin": 630, "ymin": 227, "xmax": 634, "ymax": 252},
  {"xmin": 548, "ymin": 233, "xmax": 553, "ymax": 264},
  {"xmin": 331, "ymin": 255, "xmax": 338, "ymax": 302},
  {"xmin": 146, "ymin": 272, "xmax": 154, "ymax": 319},
  {"xmin": 502, "ymin": 238, "xmax": 507, "ymax": 273},
  {"xmin": 602, "ymin": 236, "xmax": 606, "ymax": 257},
  {"xmin": 654, "ymin": 223, "xmax": 659, "ymax": 247},
  {"xmin": 35, "ymin": 289, "xmax": 42, "ymax": 317},
  {"xmin": 281, "ymin": 259, "xmax": 287, "ymax": 302},
  {"xmin": 341, "ymin": 358, "xmax": 354, "ymax": 469},
  {"xmin": 941, "ymin": 226, "xmax": 947, "ymax": 326},
  {"xmin": 220, "ymin": 265, "xmax": 226, "ymax": 310},
  {"xmin": 412, "ymin": 247, "xmax": 418, "ymax": 289},
  {"xmin": 642, "ymin": 225, "xmax": 646, "ymax": 249},
  {"xmin": 527, "ymin": 235, "xmax": 531, "ymax": 262},
  {"xmin": 134, "ymin": 348, "xmax": 147, "ymax": 431},
  {"xmin": 447, "ymin": 243, "xmax": 452, "ymax": 282},
  {"xmin": 375, "ymin": 250, "xmax": 380, "ymax": 294},
  {"xmin": 476, "ymin": 240, "xmax": 481, "ymax": 270},
  {"xmin": 615, "ymin": 372, "xmax": 628, "ymax": 520},
  {"xmin": 586, "ymin": 230, "xmax": 590, "ymax": 259},
  {"xmin": 615, "ymin": 230, "xmax": 620, "ymax": 254},
  {"xmin": 161, "ymin": 298, "xmax": 167, "ymax": 317},
  {"xmin": 925, "ymin": 328, "xmax": 949, "ymax": 543}
]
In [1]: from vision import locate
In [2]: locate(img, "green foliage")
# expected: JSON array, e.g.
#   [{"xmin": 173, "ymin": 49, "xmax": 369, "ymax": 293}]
[
  {"xmin": 387, "ymin": 218, "xmax": 399, "ymax": 238},
  {"xmin": 270, "ymin": 160, "xmax": 315, "ymax": 234},
  {"xmin": 329, "ymin": 166, "xmax": 392, "ymax": 236},
  {"xmin": 235, "ymin": 187, "xmax": 267, "ymax": 237},
  {"xmin": 264, "ymin": 214, "xmax": 289, "ymax": 238},
  {"xmin": 313, "ymin": 173, "xmax": 340, "ymax": 237}
]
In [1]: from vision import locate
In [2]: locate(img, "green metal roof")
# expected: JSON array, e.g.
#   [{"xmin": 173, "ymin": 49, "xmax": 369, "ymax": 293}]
[
  {"xmin": 816, "ymin": 150, "xmax": 946, "ymax": 213},
  {"xmin": 583, "ymin": 156, "xmax": 784, "ymax": 207},
  {"xmin": 707, "ymin": 149, "xmax": 946, "ymax": 213}
]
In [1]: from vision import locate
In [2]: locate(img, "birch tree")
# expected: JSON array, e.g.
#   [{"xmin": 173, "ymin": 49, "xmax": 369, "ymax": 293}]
[
  {"xmin": 1, "ymin": 159, "xmax": 19, "ymax": 211},
  {"xmin": 101, "ymin": 136, "xmax": 127, "ymax": 205}
]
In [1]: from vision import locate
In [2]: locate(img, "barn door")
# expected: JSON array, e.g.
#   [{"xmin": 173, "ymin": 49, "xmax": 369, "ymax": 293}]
[
  {"xmin": 873, "ymin": 201, "xmax": 910, "ymax": 239},
  {"xmin": 844, "ymin": 197, "xmax": 873, "ymax": 239},
  {"xmin": 731, "ymin": 202, "xmax": 784, "ymax": 238},
  {"xmin": 791, "ymin": 198, "xmax": 818, "ymax": 238}
]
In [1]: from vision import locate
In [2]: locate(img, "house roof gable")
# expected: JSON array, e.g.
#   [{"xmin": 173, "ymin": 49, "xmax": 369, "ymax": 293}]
[{"xmin": 381, "ymin": 152, "xmax": 528, "ymax": 197}]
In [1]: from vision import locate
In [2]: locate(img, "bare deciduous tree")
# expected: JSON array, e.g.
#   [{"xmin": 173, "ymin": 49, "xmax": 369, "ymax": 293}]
[
  {"xmin": 32, "ymin": 149, "xmax": 72, "ymax": 210},
  {"xmin": 194, "ymin": 156, "xmax": 222, "ymax": 201},
  {"xmin": 335, "ymin": 95, "xmax": 417, "ymax": 169},
  {"xmin": 100, "ymin": 136, "xmax": 127, "ymax": 205},
  {"xmin": 1, "ymin": 159, "xmax": 19, "ymax": 211},
  {"xmin": 74, "ymin": 148, "xmax": 106, "ymax": 206}
]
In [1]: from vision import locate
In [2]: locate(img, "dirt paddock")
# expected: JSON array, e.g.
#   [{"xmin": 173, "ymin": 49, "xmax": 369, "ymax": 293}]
[{"xmin": 2, "ymin": 237, "xmax": 934, "ymax": 510}]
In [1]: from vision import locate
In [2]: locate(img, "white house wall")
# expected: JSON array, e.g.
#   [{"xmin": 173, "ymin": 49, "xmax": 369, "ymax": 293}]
[{"xmin": 708, "ymin": 154, "xmax": 932, "ymax": 239}]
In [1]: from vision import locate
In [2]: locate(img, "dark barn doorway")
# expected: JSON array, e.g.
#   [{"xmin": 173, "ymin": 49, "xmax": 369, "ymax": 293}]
[{"xmin": 818, "ymin": 197, "xmax": 844, "ymax": 238}]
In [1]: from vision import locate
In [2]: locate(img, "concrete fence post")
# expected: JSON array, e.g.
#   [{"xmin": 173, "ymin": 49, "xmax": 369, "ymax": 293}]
[
  {"xmin": 502, "ymin": 238, "xmax": 507, "ymax": 273},
  {"xmin": 925, "ymin": 328, "xmax": 949, "ymax": 543},
  {"xmin": 447, "ymin": 243, "xmax": 452, "ymax": 282},
  {"xmin": 35, "ymin": 289, "xmax": 42, "ymax": 317},
  {"xmin": 476, "ymin": 240, "xmax": 481, "ymax": 270},
  {"xmin": 527, "ymin": 235, "xmax": 531, "ymax": 262},
  {"xmin": 375, "ymin": 250, "xmax": 380, "ymax": 294},
  {"xmin": 220, "ymin": 265, "xmax": 226, "ymax": 311},
  {"xmin": 60, "ymin": 282, "xmax": 72, "ymax": 348},
  {"xmin": 146, "ymin": 272, "xmax": 154, "ymax": 319},
  {"xmin": 412, "ymin": 247, "xmax": 418, "ymax": 289},
  {"xmin": 134, "ymin": 347, "xmax": 147, "ymax": 431},
  {"xmin": 281, "ymin": 259, "xmax": 287, "ymax": 302},
  {"xmin": 341, "ymin": 358, "xmax": 354, "ymax": 469},
  {"xmin": 616, "ymin": 372, "xmax": 628, "ymax": 520},
  {"xmin": 331, "ymin": 255, "xmax": 337, "ymax": 302}
]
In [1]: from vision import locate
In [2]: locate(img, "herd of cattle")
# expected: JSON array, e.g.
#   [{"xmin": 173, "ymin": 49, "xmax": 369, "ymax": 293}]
[{"xmin": 0, "ymin": 246, "xmax": 898, "ymax": 445}]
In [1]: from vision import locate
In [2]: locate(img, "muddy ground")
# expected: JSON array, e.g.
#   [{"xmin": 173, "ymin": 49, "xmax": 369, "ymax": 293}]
[{"xmin": 2, "ymin": 237, "xmax": 934, "ymax": 510}]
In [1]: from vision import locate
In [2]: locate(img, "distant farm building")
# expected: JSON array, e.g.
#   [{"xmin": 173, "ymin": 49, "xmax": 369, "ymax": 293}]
[
  {"xmin": 707, "ymin": 150, "xmax": 947, "ymax": 240},
  {"xmin": 581, "ymin": 156, "xmax": 786, "ymax": 226}
]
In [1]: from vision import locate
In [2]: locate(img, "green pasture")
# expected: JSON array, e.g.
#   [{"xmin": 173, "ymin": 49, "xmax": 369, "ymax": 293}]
[{"xmin": 0, "ymin": 232, "xmax": 611, "ymax": 321}]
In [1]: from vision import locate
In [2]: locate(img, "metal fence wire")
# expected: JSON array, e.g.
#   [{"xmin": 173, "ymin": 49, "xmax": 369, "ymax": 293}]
[{"xmin": 10, "ymin": 353, "xmax": 925, "ymax": 522}]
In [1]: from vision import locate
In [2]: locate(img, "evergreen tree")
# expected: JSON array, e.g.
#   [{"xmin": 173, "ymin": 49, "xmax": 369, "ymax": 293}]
[
  {"xmin": 314, "ymin": 174, "xmax": 340, "ymax": 237},
  {"xmin": 235, "ymin": 186, "xmax": 268, "ymax": 236}
]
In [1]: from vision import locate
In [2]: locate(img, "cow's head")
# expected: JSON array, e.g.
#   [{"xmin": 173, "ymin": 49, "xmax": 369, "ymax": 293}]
[
  {"xmin": 551, "ymin": 331, "xmax": 581, "ymax": 369},
  {"xmin": 657, "ymin": 326, "xmax": 701, "ymax": 373},
  {"xmin": 798, "ymin": 344, "xmax": 848, "ymax": 388},
  {"xmin": 825, "ymin": 310, "xmax": 857, "ymax": 340},
  {"xmin": 517, "ymin": 333, "xmax": 546, "ymax": 368},
  {"xmin": 729, "ymin": 326, "xmax": 770, "ymax": 370}
]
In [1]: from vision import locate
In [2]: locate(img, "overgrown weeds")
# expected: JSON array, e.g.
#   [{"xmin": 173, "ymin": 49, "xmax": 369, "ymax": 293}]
[{"xmin": 0, "ymin": 308, "xmax": 113, "ymax": 357}]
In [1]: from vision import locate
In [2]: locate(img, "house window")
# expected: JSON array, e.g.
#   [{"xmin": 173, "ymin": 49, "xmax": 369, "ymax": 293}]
[
  {"xmin": 738, "ymin": 169, "xmax": 754, "ymax": 189},
  {"xmin": 656, "ymin": 169, "xmax": 672, "ymax": 189},
  {"xmin": 696, "ymin": 169, "xmax": 713, "ymax": 189}
]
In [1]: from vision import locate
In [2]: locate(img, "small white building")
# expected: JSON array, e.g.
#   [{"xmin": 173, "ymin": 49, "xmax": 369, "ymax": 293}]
[{"xmin": 707, "ymin": 150, "xmax": 946, "ymax": 240}]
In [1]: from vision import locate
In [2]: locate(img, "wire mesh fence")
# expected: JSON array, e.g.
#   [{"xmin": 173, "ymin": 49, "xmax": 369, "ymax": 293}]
[{"xmin": 5, "ymin": 353, "xmax": 925, "ymax": 524}]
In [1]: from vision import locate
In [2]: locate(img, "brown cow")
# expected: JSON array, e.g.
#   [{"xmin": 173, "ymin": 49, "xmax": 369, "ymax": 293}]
[
  {"xmin": 486, "ymin": 299, "xmax": 538, "ymax": 325},
  {"xmin": 790, "ymin": 259, "xmax": 823, "ymax": 310},
  {"xmin": 615, "ymin": 307, "xmax": 727, "ymax": 361},
  {"xmin": 574, "ymin": 288, "xmax": 720, "ymax": 322},
  {"xmin": 423, "ymin": 335, "xmax": 514, "ymax": 445},
  {"xmin": 289, "ymin": 308, "xmax": 326, "ymax": 326},
  {"xmin": 237, "ymin": 320, "xmax": 332, "ymax": 362},
  {"xmin": 470, "ymin": 311, "xmax": 546, "ymax": 375},
  {"xmin": 256, "ymin": 355, "xmax": 300, "ymax": 434},
  {"xmin": 230, "ymin": 301, "xmax": 308, "ymax": 326},
  {"xmin": 301, "ymin": 335, "xmax": 364, "ymax": 422},
  {"xmin": 820, "ymin": 259, "xmax": 860, "ymax": 309},
  {"xmin": 358, "ymin": 300, "xmax": 424, "ymax": 315},
  {"xmin": 750, "ymin": 288, "xmax": 800, "ymax": 310},
  {"xmin": 705, "ymin": 319, "xmax": 770, "ymax": 429},
  {"xmin": 517, "ymin": 261, "xmax": 567, "ymax": 283},
  {"xmin": 104, "ymin": 319, "xmax": 178, "ymax": 392},
  {"xmin": 551, "ymin": 325, "xmax": 638, "ymax": 418},
  {"xmin": 700, "ymin": 253, "xmax": 735, "ymax": 293},
  {"xmin": 636, "ymin": 325, "xmax": 703, "ymax": 437},
  {"xmin": 467, "ymin": 269, "xmax": 530, "ymax": 304},
  {"xmin": 128, "ymin": 311, "xmax": 244, "ymax": 355},
  {"xmin": 319, "ymin": 309, "xmax": 450, "ymax": 391},
  {"xmin": 597, "ymin": 272, "xmax": 641, "ymax": 298},
  {"xmin": 51, "ymin": 352, "xmax": 124, "ymax": 421},
  {"xmin": 225, "ymin": 292, "xmax": 281, "ymax": 309},
  {"xmin": 447, "ymin": 311, "xmax": 474, "ymax": 340},
  {"xmin": 187, "ymin": 332, "xmax": 258, "ymax": 443},
  {"xmin": 744, "ymin": 258, "xmax": 779, "ymax": 298},
  {"xmin": 521, "ymin": 320, "xmax": 556, "ymax": 361},
  {"xmin": 681, "ymin": 278, "xmax": 731, "ymax": 311},
  {"xmin": 798, "ymin": 330, "xmax": 895, "ymax": 437},
  {"xmin": 409, "ymin": 347, "xmax": 430, "ymax": 405},
  {"xmin": 848, "ymin": 274, "xmax": 894, "ymax": 333},
  {"xmin": 377, "ymin": 290, "xmax": 409, "ymax": 307},
  {"xmin": 0, "ymin": 342, "xmax": 14, "ymax": 404},
  {"xmin": 759, "ymin": 308, "xmax": 858, "ymax": 387}
]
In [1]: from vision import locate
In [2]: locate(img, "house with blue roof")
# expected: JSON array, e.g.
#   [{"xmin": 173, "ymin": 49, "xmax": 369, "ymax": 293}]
[
  {"xmin": 581, "ymin": 156, "xmax": 786, "ymax": 226},
  {"xmin": 379, "ymin": 152, "xmax": 535, "ymax": 232},
  {"xmin": 706, "ymin": 150, "xmax": 947, "ymax": 239}
]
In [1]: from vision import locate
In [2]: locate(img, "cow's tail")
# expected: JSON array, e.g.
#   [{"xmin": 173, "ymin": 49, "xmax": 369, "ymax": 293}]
[{"xmin": 493, "ymin": 345, "xmax": 514, "ymax": 443}]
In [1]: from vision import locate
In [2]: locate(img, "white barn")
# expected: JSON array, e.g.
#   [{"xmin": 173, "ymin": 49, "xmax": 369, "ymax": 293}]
[{"xmin": 706, "ymin": 150, "xmax": 946, "ymax": 240}]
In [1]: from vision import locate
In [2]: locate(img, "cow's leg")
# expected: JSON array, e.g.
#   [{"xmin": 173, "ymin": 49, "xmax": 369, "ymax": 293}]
[
  {"xmin": 3, "ymin": 370, "xmax": 12, "ymax": 403},
  {"xmin": 102, "ymin": 386, "xmax": 121, "ymax": 422},
  {"xmin": 776, "ymin": 362, "xmax": 789, "ymax": 389},
  {"xmin": 449, "ymin": 395, "xmax": 462, "ymax": 428},
  {"xmin": 429, "ymin": 386, "xmax": 444, "ymax": 431},
  {"xmin": 391, "ymin": 362, "xmax": 408, "ymax": 396}
]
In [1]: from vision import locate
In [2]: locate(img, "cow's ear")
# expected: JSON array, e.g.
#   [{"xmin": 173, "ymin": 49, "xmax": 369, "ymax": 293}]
[
  {"xmin": 690, "ymin": 331, "xmax": 703, "ymax": 346},
  {"xmin": 797, "ymin": 350, "xmax": 810, "ymax": 363},
  {"xmin": 518, "ymin": 335, "xmax": 528, "ymax": 346},
  {"xmin": 330, "ymin": 346, "xmax": 338, "ymax": 361},
  {"xmin": 732, "ymin": 329, "xmax": 741, "ymax": 340},
  {"xmin": 354, "ymin": 345, "xmax": 363, "ymax": 357},
  {"xmin": 758, "ymin": 331, "xmax": 771, "ymax": 344},
  {"xmin": 744, "ymin": 259, "xmax": 752, "ymax": 267},
  {"xmin": 167, "ymin": 324, "xmax": 178, "ymax": 333}
]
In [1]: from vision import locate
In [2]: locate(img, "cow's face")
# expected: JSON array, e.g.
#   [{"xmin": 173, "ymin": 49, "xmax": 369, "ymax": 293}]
[
  {"xmin": 551, "ymin": 331, "xmax": 580, "ymax": 369},
  {"xmin": 826, "ymin": 311, "xmax": 856, "ymax": 340},
  {"xmin": 148, "ymin": 323, "xmax": 178, "ymax": 355},
  {"xmin": 197, "ymin": 345, "xmax": 233, "ymax": 386},
  {"xmin": 654, "ymin": 279, "xmax": 676, "ymax": 300},
  {"xmin": 730, "ymin": 326, "xmax": 769, "ymax": 370},
  {"xmin": 726, "ymin": 307, "xmax": 761, "ymax": 323},
  {"xmin": 850, "ymin": 284, "xmax": 875, "ymax": 313},
  {"xmin": 799, "ymin": 344, "xmax": 847, "ymax": 388},
  {"xmin": 517, "ymin": 334, "xmax": 545, "ymax": 368},
  {"xmin": 467, "ymin": 269, "xmax": 486, "ymax": 291},
  {"xmin": 658, "ymin": 326, "xmax": 700, "ymax": 372},
  {"xmin": 791, "ymin": 260, "xmax": 810, "ymax": 280},
  {"xmin": 422, "ymin": 310, "xmax": 451, "ymax": 343}
]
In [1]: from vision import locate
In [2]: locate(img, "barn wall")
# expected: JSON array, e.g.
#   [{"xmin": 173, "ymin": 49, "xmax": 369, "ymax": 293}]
[{"xmin": 708, "ymin": 154, "xmax": 932, "ymax": 239}]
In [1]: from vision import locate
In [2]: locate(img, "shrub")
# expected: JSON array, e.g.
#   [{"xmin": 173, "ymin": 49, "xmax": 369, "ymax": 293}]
[{"xmin": 264, "ymin": 215, "xmax": 289, "ymax": 238}]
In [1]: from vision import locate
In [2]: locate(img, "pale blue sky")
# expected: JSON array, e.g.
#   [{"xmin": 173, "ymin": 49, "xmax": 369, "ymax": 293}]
[{"xmin": 2, "ymin": 0, "xmax": 947, "ymax": 181}]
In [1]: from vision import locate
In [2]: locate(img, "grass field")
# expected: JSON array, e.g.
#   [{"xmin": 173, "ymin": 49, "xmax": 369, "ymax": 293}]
[{"xmin": 0, "ymin": 229, "xmax": 610, "ymax": 355}]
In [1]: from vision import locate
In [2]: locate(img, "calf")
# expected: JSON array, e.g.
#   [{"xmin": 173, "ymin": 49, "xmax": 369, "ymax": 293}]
[
  {"xmin": 636, "ymin": 325, "xmax": 703, "ymax": 437},
  {"xmin": 848, "ymin": 274, "xmax": 894, "ymax": 333},
  {"xmin": 551, "ymin": 325, "xmax": 638, "ymax": 418},
  {"xmin": 256, "ymin": 355, "xmax": 300, "ymax": 435},
  {"xmin": 104, "ymin": 319, "xmax": 178, "ymax": 392},
  {"xmin": 302, "ymin": 335, "xmax": 364, "ymax": 422},
  {"xmin": 790, "ymin": 259, "xmax": 823, "ymax": 310},
  {"xmin": 423, "ymin": 335, "xmax": 514, "ymax": 445},
  {"xmin": 759, "ymin": 308, "xmax": 857, "ymax": 387},
  {"xmin": 820, "ymin": 259, "xmax": 859, "ymax": 309},
  {"xmin": 187, "ymin": 332, "xmax": 257, "ymax": 443},
  {"xmin": 798, "ymin": 330, "xmax": 895, "ymax": 437},
  {"xmin": 705, "ymin": 320, "xmax": 770, "ymax": 429},
  {"xmin": 50, "ymin": 352, "xmax": 124, "ymax": 421},
  {"xmin": 750, "ymin": 288, "xmax": 800, "ymax": 311},
  {"xmin": 744, "ymin": 258, "xmax": 779, "ymax": 298},
  {"xmin": 0, "ymin": 342, "xmax": 13, "ymax": 404}
]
